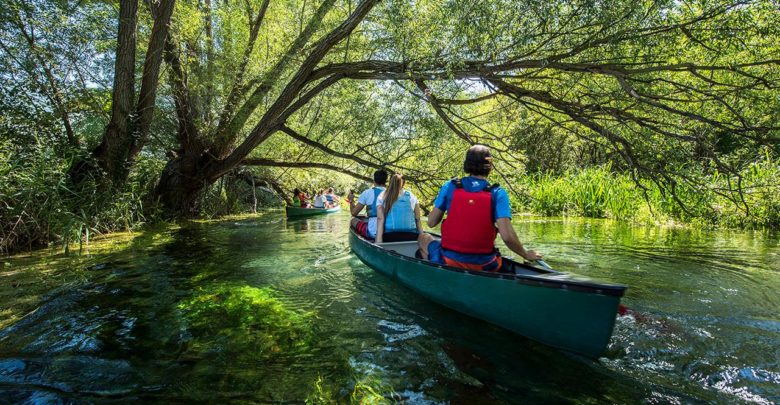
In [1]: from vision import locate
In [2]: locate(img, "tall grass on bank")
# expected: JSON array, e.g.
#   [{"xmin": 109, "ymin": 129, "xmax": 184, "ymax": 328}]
[
  {"xmin": 0, "ymin": 138, "xmax": 163, "ymax": 254},
  {"xmin": 709, "ymin": 150, "xmax": 780, "ymax": 229},
  {"xmin": 523, "ymin": 166, "xmax": 642, "ymax": 221},
  {"xmin": 521, "ymin": 153, "xmax": 780, "ymax": 229}
]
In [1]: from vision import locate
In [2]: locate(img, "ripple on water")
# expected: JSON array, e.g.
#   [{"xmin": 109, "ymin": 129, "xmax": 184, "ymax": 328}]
[
  {"xmin": 270, "ymin": 252, "xmax": 358, "ymax": 312},
  {"xmin": 376, "ymin": 320, "xmax": 428, "ymax": 343},
  {"xmin": 0, "ymin": 283, "xmax": 145, "ymax": 357},
  {"xmin": 700, "ymin": 366, "xmax": 780, "ymax": 404},
  {"xmin": 0, "ymin": 356, "xmax": 142, "ymax": 398},
  {"xmin": 608, "ymin": 310, "xmax": 780, "ymax": 404}
]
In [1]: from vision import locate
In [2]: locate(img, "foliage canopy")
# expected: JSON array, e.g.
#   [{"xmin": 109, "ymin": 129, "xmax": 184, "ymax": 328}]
[{"xmin": 1, "ymin": 0, "xmax": 779, "ymax": 251}]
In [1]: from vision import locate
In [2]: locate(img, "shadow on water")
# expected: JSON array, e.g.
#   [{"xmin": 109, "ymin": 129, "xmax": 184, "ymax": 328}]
[{"xmin": 1, "ymin": 212, "xmax": 778, "ymax": 403}]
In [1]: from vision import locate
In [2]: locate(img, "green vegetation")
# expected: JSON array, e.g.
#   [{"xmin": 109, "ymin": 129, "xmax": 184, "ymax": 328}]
[
  {"xmin": 305, "ymin": 371, "xmax": 398, "ymax": 404},
  {"xmin": 178, "ymin": 285, "xmax": 313, "ymax": 357},
  {"xmin": 524, "ymin": 165, "xmax": 642, "ymax": 221},
  {"xmin": 0, "ymin": 138, "xmax": 160, "ymax": 253},
  {"xmin": 2, "ymin": 0, "xmax": 779, "ymax": 253},
  {"xmin": 521, "ymin": 150, "xmax": 780, "ymax": 229}
]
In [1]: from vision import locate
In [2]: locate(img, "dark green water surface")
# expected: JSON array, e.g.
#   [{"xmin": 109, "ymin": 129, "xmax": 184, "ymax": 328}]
[{"xmin": 1, "ymin": 212, "xmax": 778, "ymax": 403}]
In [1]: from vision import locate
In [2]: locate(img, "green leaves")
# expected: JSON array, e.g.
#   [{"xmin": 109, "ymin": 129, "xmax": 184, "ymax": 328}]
[{"xmin": 2, "ymin": 0, "xmax": 778, "ymax": 234}]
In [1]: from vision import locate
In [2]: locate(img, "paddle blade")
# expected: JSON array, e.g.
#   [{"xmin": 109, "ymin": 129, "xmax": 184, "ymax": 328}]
[{"xmin": 535, "ymin": 259, "xmax": 553, "ymax": 270}]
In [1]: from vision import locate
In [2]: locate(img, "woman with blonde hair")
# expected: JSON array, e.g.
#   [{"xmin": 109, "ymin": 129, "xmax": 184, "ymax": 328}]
[{"xmin": 376, "ymin": 173, "xmax": 422, "ymax": 243}]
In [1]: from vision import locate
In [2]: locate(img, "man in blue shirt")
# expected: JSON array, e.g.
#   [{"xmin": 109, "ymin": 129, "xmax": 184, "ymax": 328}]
[
  {"xmin": 418, "ymin": 145, "xmax": 542, "ymax": 272},
  {"xmin": 349, "ymin": 169, "xmax": 388, "ymax": 239}
]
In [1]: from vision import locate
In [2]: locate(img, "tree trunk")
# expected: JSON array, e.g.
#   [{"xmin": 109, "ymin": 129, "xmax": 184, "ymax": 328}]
[
  {"xmin": 251, "ymin": 175, "xmax": 257, "ymax": 213},
  {"xmin": 70, "ymin": 0, "xmax": 175, "ymax": 188},
  {"xmin": 128, "ymin": 0, "xmax": 177, "ymax": 160},
  {"xmin": 92, "ymin": 0, "xmax": 139, "ymax": 182},
  {"xmin": 154, "ymin": 152, "xmax": 216, "ymax": 217}
]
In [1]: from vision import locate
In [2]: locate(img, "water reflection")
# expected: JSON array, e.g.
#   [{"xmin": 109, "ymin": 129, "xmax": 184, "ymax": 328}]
[{"xmin": 1, "ymin": 213, "xmax": 778, "ymax": 403}]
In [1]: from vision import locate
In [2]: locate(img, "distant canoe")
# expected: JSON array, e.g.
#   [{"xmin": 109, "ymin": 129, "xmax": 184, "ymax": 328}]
[
  {"xmin": 349, "ymin": 228, "xmax": 627, "ymax": 357},
  {"xmin": 285, "ymin": 205, "xmax": 341, "ymax": 217}
]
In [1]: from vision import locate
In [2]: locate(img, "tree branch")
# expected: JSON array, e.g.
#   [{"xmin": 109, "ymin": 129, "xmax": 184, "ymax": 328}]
[
  {"xmin": 242, "ymin": 158, "xmax": 373, "ymax": 182},
  {"xmin": 213, "ymin": 0, "xmax": 338, "ymax": 153},
  {"xmin": 129, "ymin": 0, "xmax": 177, "ymax": 159},
  {"xmin": 213, "ymin": 0, "xmax": 270, "ymax": 135},
  {"xmin": 415, "ymin": 80, "xmax": 474, "ymax": 144},
  {"xmin": 12, "ymin": 13, "xmax": 77, "ymax": 146},
  {"xmin": 214, "ymin": 0, "xmax": 381, "ymax": 177}
]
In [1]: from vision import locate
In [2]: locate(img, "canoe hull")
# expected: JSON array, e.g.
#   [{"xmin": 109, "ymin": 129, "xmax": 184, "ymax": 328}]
[
  {"xmin": 349, "ymin": 230, "xmax": 624, "ymax": 357},
  {"xmin": 285, "ymin": 206, "xmax": 340, "ymax": 217}
]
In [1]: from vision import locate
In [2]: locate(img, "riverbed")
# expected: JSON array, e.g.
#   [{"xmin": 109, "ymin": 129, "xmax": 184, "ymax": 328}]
[{"xmin": 1, "ymin": 212, "xmax": 778, "ymax": 403}]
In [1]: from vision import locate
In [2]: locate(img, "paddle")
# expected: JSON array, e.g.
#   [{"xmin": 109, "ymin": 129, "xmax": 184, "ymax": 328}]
[
  {"xmin": 533, "ymin": 259, "xmax": 633, "ymax": 317},
  {"xmin": 535, "ymin": 259, "xmax": 553, "ymax": 271}
]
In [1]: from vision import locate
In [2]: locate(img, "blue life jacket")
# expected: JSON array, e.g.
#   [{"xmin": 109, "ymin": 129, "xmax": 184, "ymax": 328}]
[
  {"xmin": 325, "ymin": 194, "xmax": 334, "ymax": 203},
  {"xmin": 384, "ymin": 190, "xmax": 417, "ymax": 233},
  {"xmin": 368, "ymin": 187, "xmax": 383, "ymax": 217}
]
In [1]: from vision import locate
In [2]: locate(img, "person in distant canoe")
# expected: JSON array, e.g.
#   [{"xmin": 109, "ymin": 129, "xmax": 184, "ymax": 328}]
[
  {"xmin": 312, "ymin": 189, "xmax": 330, "ymax": 209},
  {"xmin": 292, "ymin": 188, "xmax": 309, "ymax": 208},
  {"xmin": 350, "ymin": 169, "xmax": 388, "ymax": 239},
  {"xmin": 376, "ymin": 173, "xmax": 422, "ymax": 243},
  {"xmin": 325, "ymin": 187, "xmax": 340, "ymax": 206},
  {"xmin": 418, "ymin": 144, "xmax": 542, "ymax": 272}
]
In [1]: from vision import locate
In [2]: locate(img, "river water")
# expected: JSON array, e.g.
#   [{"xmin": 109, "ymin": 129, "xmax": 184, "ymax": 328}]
[{"xmin": 1, "ymin": 212, "xmax": 778, "ymax": 403}]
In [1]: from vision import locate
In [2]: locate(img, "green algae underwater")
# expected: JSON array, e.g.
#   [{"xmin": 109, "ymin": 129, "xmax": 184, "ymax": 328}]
[{"xmin": 1, "ymin": 211, "xmax": 778, "ymax": 403}]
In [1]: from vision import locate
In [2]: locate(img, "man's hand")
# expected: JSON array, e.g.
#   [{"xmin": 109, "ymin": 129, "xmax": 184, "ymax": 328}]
[
  {"xmin": 522, "ymin": 250, "xmax": 542, "ymax": 261},
  {"xmin": 496, "ymin": 218, "xmax": 543, "ymax": 262}
]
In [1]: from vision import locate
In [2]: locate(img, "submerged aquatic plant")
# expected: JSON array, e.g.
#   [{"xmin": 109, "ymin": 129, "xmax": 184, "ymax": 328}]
[
  {"xmin": 350, "ymin": 374, "xmax": 398, "ymax": 405},
  {"xmin": 305, "ymin": 376, "xmax": 335, "ymax": 405},
  {"xmin": 178, "ymin": 285, "xmax": 313, "ymax": 357},
  {"xmin": 305, "ymin": 373, "xmax": 398, "ymax": 405}
]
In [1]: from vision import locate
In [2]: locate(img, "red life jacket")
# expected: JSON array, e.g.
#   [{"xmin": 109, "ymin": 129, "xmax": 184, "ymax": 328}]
[{"xmin": 441, "ymin": 179, "xmax": 498, "ymax": 255}]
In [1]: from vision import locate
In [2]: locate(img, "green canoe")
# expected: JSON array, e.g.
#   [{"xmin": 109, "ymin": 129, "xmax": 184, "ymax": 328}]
[
  {"xmin": 285, "ymin": 205, "xmax": 341, "ymax": 217},
  {"xmin": 349, "ymin": 228, "xmax": 627, "ymax": 357}
]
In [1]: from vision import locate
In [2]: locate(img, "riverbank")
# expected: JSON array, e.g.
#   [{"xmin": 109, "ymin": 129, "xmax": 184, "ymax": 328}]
[
  {"xmin": 3, "ymin": 149, "xmax": 778, "ymax": 256},
  {"xmin": 517, "ymin": 162, "xmax": 780, "ymax": 230}
]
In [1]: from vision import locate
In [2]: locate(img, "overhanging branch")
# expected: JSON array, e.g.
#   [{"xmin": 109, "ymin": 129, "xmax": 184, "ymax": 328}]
[{"xmin": 242, "ymin": 158, "xmax": 372, "ymax": 182}]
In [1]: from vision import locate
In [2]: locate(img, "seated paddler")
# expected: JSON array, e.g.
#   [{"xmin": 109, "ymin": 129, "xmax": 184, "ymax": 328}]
[
  {"xmin": 376, "ymin": 173, "xmax": 422, "ymax": 243},
  {"xmin": 350, "ymin": 169, "xmax": 388, "ymax": 239},
  {"xmin": 292, "ymin": 188, "xmax": 309, "ymax": 207},
  {"xmin": 325, "ymin": 187, "xmax": 339, "ymax": 206},
  {"xmin": 418, "ymin": 144, "xmax": 543, "ymax": 272}
]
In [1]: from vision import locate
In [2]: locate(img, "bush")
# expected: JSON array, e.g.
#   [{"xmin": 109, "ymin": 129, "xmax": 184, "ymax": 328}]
[
  {"xmin": 709, "ymin": 149, "xmax": 780, "ymax": 229},
  {"xmin": 525, "ymin": 166, "xmax": 641, "ymax": 220},
  {"xmin": 0, "ymin": 139, "xmax": 163, "ymax": 254},
  {"xmin": 520, "ymin": 153, "xmax": 780, "ymax": 229}
]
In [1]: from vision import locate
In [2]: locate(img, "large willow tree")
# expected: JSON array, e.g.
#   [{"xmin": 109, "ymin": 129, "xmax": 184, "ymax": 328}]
[{"xmin": 3, "ymin": 0, "xmax": 778, "ymax": 217}]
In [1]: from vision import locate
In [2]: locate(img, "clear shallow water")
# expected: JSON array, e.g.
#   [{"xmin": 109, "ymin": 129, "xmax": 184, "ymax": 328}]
[{"xmin": 1, "ymin": 212, "xmax": 778, "ymax": 403}]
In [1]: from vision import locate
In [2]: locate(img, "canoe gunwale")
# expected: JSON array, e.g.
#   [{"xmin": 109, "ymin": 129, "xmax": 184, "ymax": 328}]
[
  {"xmin": 350, "ymin": 228, "xmax": 627, "ymax": 298},
  {"xmin": 285, "ymin": 205, "xmax": 340, "ymax": 217}
]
